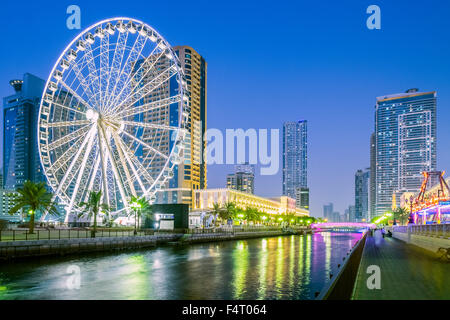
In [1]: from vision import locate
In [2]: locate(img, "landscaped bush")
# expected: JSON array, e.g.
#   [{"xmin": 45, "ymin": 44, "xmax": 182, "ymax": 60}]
[{"xmin": 0, "ymin": 219, "xmax": 8, "ymax": 231}]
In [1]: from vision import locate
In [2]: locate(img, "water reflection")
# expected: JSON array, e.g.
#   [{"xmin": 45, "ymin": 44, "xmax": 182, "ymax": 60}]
[{"xmin": 0, "ymin": 232, "xmax": 362, "ymax": 300}]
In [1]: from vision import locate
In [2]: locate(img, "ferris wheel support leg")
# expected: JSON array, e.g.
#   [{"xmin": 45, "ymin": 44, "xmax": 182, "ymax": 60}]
[
  {"xmin": 98, "ymin": 122, "xmax": 130, "ymax": 212},
  {"xmin": 97, "ymin": 124, "xmax": 111, "ymax": 209},
  {"xmin": 112, "ymin": 133, "xmax": 137, "ymax": 197},
  {"xmin": 113, "ymin": 133, "xmax": 148, "ymax": 195},
  {"xmin": 67, "ymin": 129, "xmax": 97, "ymax": 220}
]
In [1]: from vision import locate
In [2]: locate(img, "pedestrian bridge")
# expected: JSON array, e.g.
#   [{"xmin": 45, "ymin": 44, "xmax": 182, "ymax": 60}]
[{"xmin": 311, "ymin": 222, "xmax": 376, "ymax": 231}]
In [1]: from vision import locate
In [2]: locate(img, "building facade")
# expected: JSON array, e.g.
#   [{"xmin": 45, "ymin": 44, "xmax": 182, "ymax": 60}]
[
  {"xmin": 282, "ymin": 120, "xmax": 308, "ymax": 200},
  {"xmin": 375, "ymin": 89, "xmax": 437, "ymax": 216},
  {"xmin": 369, "ymin": 132, "xmax": 376, "ymax": 219},
  {"xmin": 355, "ymin": 168, "xmax": 370, "ymax": 222},
  {"xmin": 194, "ymin": 188, "xmax": 309, "ymax": 217},
  {"xmin": 3, "ymin": 73, "xmax": 46, "ymax": 190},
  {"xmin": 323, "ymin": 203, "xmax": 333, "ymax": 221},
  {"xmin": 227, "ymin": 163, "xmax": 255, "ymax": 194},
  {"xmin": 147, "ymin": 46, "xmax": 207, "ymax": 208},
  {"xmin": 295, "ymin": 187, "xmax": 309, "ymax": 210}
]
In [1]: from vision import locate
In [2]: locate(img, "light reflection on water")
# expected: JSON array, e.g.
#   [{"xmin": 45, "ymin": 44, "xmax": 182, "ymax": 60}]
[{"xmin": 0, "ymin": 232, "xmax": 362, "ymax": 300}]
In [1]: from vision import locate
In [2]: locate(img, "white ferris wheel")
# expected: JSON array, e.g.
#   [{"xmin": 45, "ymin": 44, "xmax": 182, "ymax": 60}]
[{"xmin": 38, "ymin": 17, "xmax": 188, "ymax": 222}]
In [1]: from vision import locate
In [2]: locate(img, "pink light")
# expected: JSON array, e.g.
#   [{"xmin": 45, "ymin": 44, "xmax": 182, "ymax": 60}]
[{"xmin": 311, "ymin": 222, "xmax": 376, "ymax": 229}]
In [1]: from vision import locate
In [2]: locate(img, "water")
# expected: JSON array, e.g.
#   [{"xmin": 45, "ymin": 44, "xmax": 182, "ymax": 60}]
[{"xmin": 0, "ymin": 232, "xmax": 362, "ymax": 300}]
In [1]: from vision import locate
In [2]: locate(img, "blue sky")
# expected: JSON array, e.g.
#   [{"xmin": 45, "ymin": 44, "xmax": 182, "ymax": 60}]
[{"xmin": 1, "ymin": 0, "xmax": 450, "ymax": 217}]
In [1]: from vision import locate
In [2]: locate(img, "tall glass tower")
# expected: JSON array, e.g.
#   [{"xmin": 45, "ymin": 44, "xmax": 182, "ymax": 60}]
[
  {"xmin": 375, "ymin": 89, "xmax": 437, "ymax": 216},
  {"xmin": 282, "ymin": 120, "xmax": 307, "ymax": 200},
  {"xmin": 355, "ymin": 168, "xmax": 370, "ymax": 222},
  {"xmin": 3, "ymin": 73, "xmax": 45, "ymax": 190}
]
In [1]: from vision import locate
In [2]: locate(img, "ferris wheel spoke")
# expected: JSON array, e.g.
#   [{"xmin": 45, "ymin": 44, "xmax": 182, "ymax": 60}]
[
  {"xmin": 54, "ymin": 126, "xmax": 97, "ymax": 197},
  {"xmin": 103, "ymin": 30, "xmax": 128, "ymax": 114},
  {"xmin": 99, "ymin": 33, "xmax": 110, "ymax": 110},
  {"xmin": 121, "ymin": 130, "xmax": 168, "ymax": 160},
  {"xmin": 47, "ymin": 124, "xmax": 92, "ymax": 151},
  {"xmin": 121, "ymin": 120, "xmax": 179, "ymax": 131},
  {"xmin": 107, "ymin": 44, "xmax": 163, "ymax": 113},
  {"xmin": 98, "ymin": 123, "xmax": 130, "ymax": 210},
  {"xmin": 58, "ymin": 79, "xmax": 92, "ymax": 111},
  {"xmin": 111, "ymin": 132, "xmax": 138, "ymax": 197},
  {"xmin": 116, "ymin": 94, "xmax": 182, "ymax": 118},
  {"xmin": 70, "ymin": 58, "xmax": 97, "ymax": 107},
  {"xmin": 83, "ymin": 42, "xmax": 102, "ymax": 109},
  {"xmin": 104, "ymin": 30, "xmax": 147, "ymax": 112},
  {"xmin": 112, "ymin": 132, "xmax": 153, "ymax": 193},
  {"xmin": 48, "ymin": 100, "xmax": 87, "ymax": 116},
  {"xmin": 44, "ymin": 119, "xmax": 91, "ymax": 128},
  {"xmin": 97, "ymin": 125, "xmax": 111, "ymax": 210},
  {"xmin": 112, "ymin": 64, "xmax": 177, "ymax": 115},
  {"xmin": 84, "ymin": 152, "xmax": 101, "ymax": 203},
  {"xmin": 48, "ymin": 137, "xmax": 85, "ymax": 174},
  {"xmin": 67, "ymin": 129, "xmax": 97, "ymax": 212}
]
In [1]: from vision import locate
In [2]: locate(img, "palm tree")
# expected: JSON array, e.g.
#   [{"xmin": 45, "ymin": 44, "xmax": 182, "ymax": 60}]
[
  {"xmin": 9, "ymin": 181, "xmax": 59, "ymax": 234},
  {"xmin": 78, "ymin": 190, "xmax": 109, "ymax": 238},
  {"xmin": 220, "ymin": 201, "xmax": 236, "ymax": 224},
  {"xmin": 393, "ymin": 207, "xmax": 409, "ymax": 225},
  {"xmin": 130, "ymin": 196, "xmax": 152, "ymax": 234},
  {"xmin": 244, "ymin": 207, "xmax": 258, "ymax": 225},
  {"xmin": 211, "ymin": 203, "xmax": 222, "ymax": 226}
]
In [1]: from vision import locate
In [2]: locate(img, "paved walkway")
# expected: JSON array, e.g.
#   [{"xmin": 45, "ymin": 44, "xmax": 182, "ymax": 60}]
[{"xmin": 352, "ymin": 230, "xmax": 450, "ymax": 300}]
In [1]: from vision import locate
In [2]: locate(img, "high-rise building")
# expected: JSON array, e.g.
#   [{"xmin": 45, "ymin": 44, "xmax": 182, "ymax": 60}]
[
  {"xmin": 323, "ymin": 203, "xmax": 333, "ymax": 221},
  {"xmin": 151, "ymin": 46, "xmax": 207, "ymax": 208},
  {"xmin": 355, "ymin": 168, "xmax": 370, "ymax": 222},
  {"xmin": 227, "ymin": 163, "xmax": 255, "ymax": 194},
  {"xmin": 3, "ymin": 73, "xmax": 45, "ymax": 190},
  {"xmin": 375, "ymin": 89, "xmax": 436, "ymax": 216},
  {"xmin": 345, "ymin": 205, "xmax": 356, "ymax": 222},
  {"xmin": 369, "ymin": 132, "xmax": 376, "ymax": 219},
  {"xmin": 282, "ymin": 120, "xmax": 307, "ymax": 199},
  {"xmin": 295, "ymin": 187, "xmax": 309, "ymax": 210}
]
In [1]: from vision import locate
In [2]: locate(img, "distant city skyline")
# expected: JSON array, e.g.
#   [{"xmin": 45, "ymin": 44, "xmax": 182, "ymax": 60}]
[{"xmin": 1, "ymin": 0, "xmax": 450, "ymax": 217}]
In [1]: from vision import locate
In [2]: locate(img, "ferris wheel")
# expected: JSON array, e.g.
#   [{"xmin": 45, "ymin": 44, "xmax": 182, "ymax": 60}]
[{"xmin": 38, "ymin": 17, "xmax": 188, "ymax": 222}]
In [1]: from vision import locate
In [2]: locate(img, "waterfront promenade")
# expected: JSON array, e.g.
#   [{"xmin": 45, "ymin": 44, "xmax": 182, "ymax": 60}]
[{"xmin": 352, "ymin": 230, "xmax": 450, "ymax": 300}]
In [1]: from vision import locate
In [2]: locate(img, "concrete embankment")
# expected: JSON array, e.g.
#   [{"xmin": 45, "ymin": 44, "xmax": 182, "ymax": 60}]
[
  {"xmin": 391, "ymin": 230, "xmax": 450, "ymax": 253},
  {"xmin": 0, "ymin": 229, "xmax": 311, "ymax": 260}
]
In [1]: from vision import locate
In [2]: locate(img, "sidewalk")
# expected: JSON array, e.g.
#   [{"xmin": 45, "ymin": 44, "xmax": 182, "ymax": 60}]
[{"xmin": 352, "ymin": 230, "xmax": 450, "ymax": 300}]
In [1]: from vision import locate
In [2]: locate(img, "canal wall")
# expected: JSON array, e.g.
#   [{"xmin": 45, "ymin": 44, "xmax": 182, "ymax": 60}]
[
  {"xmin": 0, "ymin": 229, "xmax": 309, "ymax": 260},
  {"xmin": 391, "ymin": 229, "xmax": 450, "ymax": 253},
  {"xmin": 316, "ymin": 232, "xmax": 368, "ymax": 300},
  {"xmin": 0, "ymin": 234, "xmax": 181, "ymax": 260}
]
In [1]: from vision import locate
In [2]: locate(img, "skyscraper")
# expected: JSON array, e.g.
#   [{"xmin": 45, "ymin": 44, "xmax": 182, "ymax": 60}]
[
  {"xmin": 295, "ymin": 187, "xmax": 309, "ymax": 210},
  {"xmin": 227, "ymin": 163, "xmax": 254, "ymax": 194},
  {"xmin": 3, "ymin": 73, "xmax": 45, "ymax": 190},
  {"xmin": 323, "ymin": 203, "xmax": 333, "ymax": 221},
  {"xmin": 375, "ymin": 89, "xmax": 437, "ymax": 216},
  {"xmin": 369, "ymin": 132, "xmax": 376, "ymax": 219},
  {"xmin": 282, "ymin": 120, "xmax": 307, "ymax": 200},
  {"xmin": 152, "ymin": 46, "xmax": 207, "ymax": 208},
  {"xmin": 355, "ymin": 168, "xmax": 370, "ymax": 222}
]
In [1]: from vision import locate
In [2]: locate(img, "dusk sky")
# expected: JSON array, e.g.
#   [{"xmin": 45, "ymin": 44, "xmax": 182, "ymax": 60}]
[{"xmin": 1, "ymin": 0, "xmax": 450, "ymax": 217}]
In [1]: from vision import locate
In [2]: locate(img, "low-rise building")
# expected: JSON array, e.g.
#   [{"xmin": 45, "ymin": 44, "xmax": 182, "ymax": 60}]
[{"xmin": 193, "ymin": 188, "xmax": 309, "ymax": 217}]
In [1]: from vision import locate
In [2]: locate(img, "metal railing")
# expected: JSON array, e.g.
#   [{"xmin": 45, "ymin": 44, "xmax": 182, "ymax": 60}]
[
  {"xmin": 0, "ymin": 229, "xmax": 151, "ymax": 242},
  {"xmin": 185, "ymin": 225, "xmax": 285, "ymax": 235},
  {"xmin": 0, "ymin": 225, "xmax": 302, "ymax": 242},
  {"xmin": 393, "ymin": 224, "xmax": 448, "ymax": 238}
]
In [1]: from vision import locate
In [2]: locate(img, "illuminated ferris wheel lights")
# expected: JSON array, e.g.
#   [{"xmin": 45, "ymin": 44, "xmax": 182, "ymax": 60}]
[{"xmin": 38, "ymin": 17, "xmax": 186, "ymax": 222}]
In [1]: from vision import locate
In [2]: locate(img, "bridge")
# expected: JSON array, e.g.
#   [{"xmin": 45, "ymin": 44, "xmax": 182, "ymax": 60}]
[{"xmin": 311, "ymin": 222, "xmax": 376, "ymax": 231}]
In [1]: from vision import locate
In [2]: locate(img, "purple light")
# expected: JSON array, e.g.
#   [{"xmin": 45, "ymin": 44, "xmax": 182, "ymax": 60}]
[{"xmin": 311, "ymin": 222, "xmax": 376, "ymax": 229}]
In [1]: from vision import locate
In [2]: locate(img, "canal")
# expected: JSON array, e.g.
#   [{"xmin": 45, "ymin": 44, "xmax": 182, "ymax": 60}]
[{"xmin": 0, "ymin": 232, "xmax": 363, "ymax": 300}]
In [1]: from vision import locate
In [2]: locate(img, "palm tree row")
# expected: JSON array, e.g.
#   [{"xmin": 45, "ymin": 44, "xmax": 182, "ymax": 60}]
[
  {"xmin": 9, "ymin": 180, "xmax": 154, "ymax": 238},
  {"xmin": 209, "ymin": 201, "xmax": 318, "ymax": 226}
]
